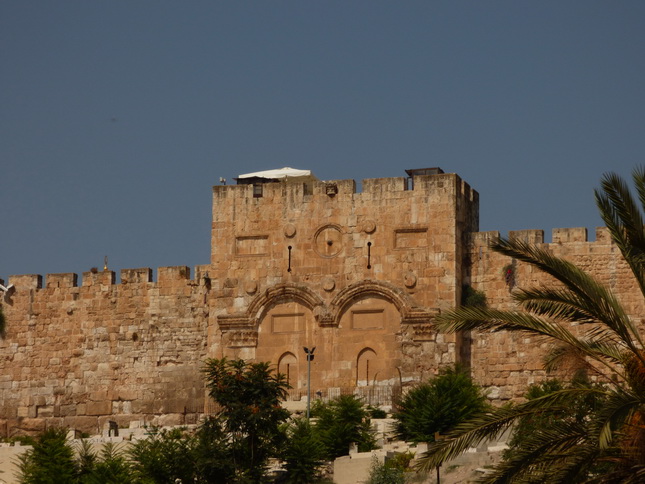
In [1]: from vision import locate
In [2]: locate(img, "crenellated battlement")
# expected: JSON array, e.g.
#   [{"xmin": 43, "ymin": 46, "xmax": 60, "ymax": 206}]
[
  {"xmin": 7, "ymin": 265, "xmax": 211, "ymax": 291},
  {"xmin": 470, "ymin": 226, "xmax": 613, "ymax": 248},
  {"xmin": 465, "ymin": 223, "xmax": 643, "ymax": 401},
  {"xmin": 3, "ymin": 167, "xmax": 642, "ymax": 436},
  {"xmin": 213, "ymin": 171, "xmax": 477, "ymax": 203}
]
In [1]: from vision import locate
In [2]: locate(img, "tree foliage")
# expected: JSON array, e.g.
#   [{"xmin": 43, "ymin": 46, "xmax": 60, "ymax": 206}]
[
  {"xmin": 129, "ymin": 427, "xmax": 201, "ymax": 484},
  {"xmin": 202, "ymin": 357, "xmax": 291, "ymax": 482},
  {"xmin": 394, "ymin": 365, "xmax": 488, "ymax": 443},
  {"xmin": 311, "ymin": 394, "xmax": 377, "ymax": 459},
  {"xmin": 416, "ymin": 167, "xmax": 645, "ymax": 483},
  {"xmin": 365, "ymin": 456, "xmax": 406, "ymax": 484},
  {"xmin": 79, "ymin": 442, "xmax": 132, "ymax": 484},
  {"xmin": 18, "ymin": 430, "xmax": 131, "ymax": 484},
  {"xmin": 18, "ymin": 428, "xmax": 78, "ymax": 484},
  {"xmin": 192, "ymin": 416, "xmax": 236, "ymax": 483},
  {"xmin": 280, "ymin": 417, "xmax": 326, "ymax": 484}
]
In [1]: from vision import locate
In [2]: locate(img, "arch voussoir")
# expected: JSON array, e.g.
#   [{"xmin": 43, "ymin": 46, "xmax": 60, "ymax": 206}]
[{"xmin": 247, "ymin": 282, "xmax": 328, "ymax": 326}]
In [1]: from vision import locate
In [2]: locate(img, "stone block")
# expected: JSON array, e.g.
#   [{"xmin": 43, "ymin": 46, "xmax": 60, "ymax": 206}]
[
  {"xmin": 18, "ymin": 418, "xmax": 46, "ymax": 433},
  {"xmin": 46, "ymin": 273, "xmax": 78, "ymax": 289},
  {"xmin": 86, "ymin": 401, "xmax": 112, "ymax": 416},
  {"xmin": 63, "ymin": 416, "xmax": 99, "ymax": 435}
]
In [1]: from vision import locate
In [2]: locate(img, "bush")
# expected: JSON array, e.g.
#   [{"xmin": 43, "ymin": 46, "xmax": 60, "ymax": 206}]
[
  {"xmin": 368, "ymin": 406, "xmax": 388, "ymax": 419},
  {"xmin": 192, "ymin": 416, "xmax": 235, "ymax": 483},
  {"xmin": 129, "ymin": 427, "xmax": 199, "ymax": 483},
  {"xmin": 461, "ymin": 285, "xmax": 487, "ymax": 308},
  {"xmin": 384, "ymin": 451, "xmax": 415, "ymax": 472},
  {"xmin": 202, "ymin": 357, "xmax": 291, "ymax": 482},
  {"xmin": 281, "ymin": 418, "xmax": 326, "ymax": 483},
  {"xmin": 394, "ymin": 365, "xmax": 488, "ymax": 443},
  {"xmin": 311, "ymin": 395, "xmax": 377, "ymax": 459},
  {"xmin": 79, "ymin": 442, "xmax": 131, "ymax": 484},
  {"xmin": 365, "ymin": 456, "xmax": 405, "ymax": 484},
  {"xmin": 18, "ymin": 428, "xmax": 78, "ymax": 484},
  {"xmin": 19, "ymin": 430, "xmax": 134, "ymax": 484},
  {"xmin": 504, "ymin": 374, "xmax": 608, "ymax": 464},
  {"xmin": 128, "ymin": 419, "xmax": 234, "ymax": 483}
]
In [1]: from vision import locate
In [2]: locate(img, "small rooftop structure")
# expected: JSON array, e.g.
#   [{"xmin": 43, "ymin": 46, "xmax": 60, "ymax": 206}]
[
  {"xmin": 234, "ymin": 167, "xmax": 319, "ymax": 198},
  {"xmin": 405, "ymin": 167, "xmax": 444, "ymax": 177},
  {"xmin": 235, "ymin": 167, "xmax": 318, "ymax": 184}
]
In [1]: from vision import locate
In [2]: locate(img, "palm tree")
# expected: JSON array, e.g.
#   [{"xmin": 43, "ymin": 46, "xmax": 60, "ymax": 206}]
[{"xmin": 416, "ymin": 167, "xmax": 645, "ymax": 483}]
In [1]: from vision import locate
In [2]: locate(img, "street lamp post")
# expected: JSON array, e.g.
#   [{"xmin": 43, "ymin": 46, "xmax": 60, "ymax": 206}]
[{"xmin": 303, "ymin": 346, "xmax": 316, "ymax": 419}]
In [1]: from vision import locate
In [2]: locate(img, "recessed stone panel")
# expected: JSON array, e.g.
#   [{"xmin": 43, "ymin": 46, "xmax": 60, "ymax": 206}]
[
  {"xmin": 351, "ymin": 309, "xmax": 384, "ymax": 330},
  {"xmin": 272, "ymin": 313, "xmax": 305, "ymax": 333},
  {"xmin": 235, "ymin": 235, "xmax": 269, "ymax": 256},
  {"xmin": 394, "ymin": 228, "xmax": 428, "ymax": 249}
]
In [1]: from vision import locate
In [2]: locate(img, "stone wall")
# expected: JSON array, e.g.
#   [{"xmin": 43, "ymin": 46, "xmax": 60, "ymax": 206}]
[
  {"xmin": 0, "ymin": 266, "xmax": 210, "ymax": 436},
  {"xmin": 467, "ymin": 227, "xmax": 645, "ymax": 400},
  {"xmin": 2, "ymin": 169, "xmax": 643, "ymax": 436},
  {"xmin": 209, "ymin": 173, "xmax": 478, "ymax": 393}
]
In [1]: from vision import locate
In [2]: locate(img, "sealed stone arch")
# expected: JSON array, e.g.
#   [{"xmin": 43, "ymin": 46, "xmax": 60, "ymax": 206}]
[
  {"xmin": 250, "ymin": 283, "xmax": 329, "ymax": 393},
  {"xmin": 356, "ymin": 347, "xmax": 378, "ymax": 386},
  {"xmin": 278, "ymin": 351, "xmax": 298, "ymax": 389},
  {"xmin": 247, "ymin": 282, "xmax": 329, "ymax": 326},
  {"xmin": 329, "ymin": 279, "xmax": 432, "ymax": 324},
  {"xmin": 329, "ymin": 280, "xmax": 439, "ymax": 388}
]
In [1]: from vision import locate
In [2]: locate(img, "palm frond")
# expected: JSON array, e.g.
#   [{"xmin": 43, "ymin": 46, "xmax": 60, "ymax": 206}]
[
  {"xmin": 514, "ymin": 286, "xmax": 614, "ymax": 326},
  {"xmin": 543, "ymin": 342, "xmax": 625, "ymax": 378},
  {"xmin": 436, "ymin": 307, "xmax": 627, "ymax": 376},
  {"xmin": 593, "ymin": 387, "xmax": 643, "ymax": 450},
  {"xmin": 633, "ymin": 166, "xmax": 645, "ymax": 225},
  {"xmin": 494, "ymin": 238, "xmax": 643, "ymax": 350},
  {"xmin": 595, "ymin": 169, "xmax": 645, "ymax": 297},
  {"xmin": 477, "ymin": 420, "xmax": 595, "ymax": 484},
  {"xmin": 415, "ymin": 387, "xmax": 606, "ymax": 472}
]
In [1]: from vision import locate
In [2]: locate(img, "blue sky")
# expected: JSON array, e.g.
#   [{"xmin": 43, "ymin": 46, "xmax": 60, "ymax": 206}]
[{"xmin": 2, "ymin": 1, "xmax": 645, "ymax": 281}]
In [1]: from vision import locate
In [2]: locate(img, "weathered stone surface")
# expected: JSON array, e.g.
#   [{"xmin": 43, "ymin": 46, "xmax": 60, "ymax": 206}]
[{"xmin": 1, "ymin": 170, "xmax": 641, "ymax": 436}]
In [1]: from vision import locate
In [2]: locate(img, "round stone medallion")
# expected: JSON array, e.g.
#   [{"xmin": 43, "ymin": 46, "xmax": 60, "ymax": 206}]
[
  {"xmin": 284, "ymin": 223, "xmax": 297, "ymax": 238},
  {"xmin": 314, "ymin": 225, "xmax": 343, "ymax": 258},
  {"xmin": 362, "ymin": 219, "xmax": 377, "ymax": 234},
  {"xmin": 322, "ymin": 277, "xmax": 336, "ymax": 292},
  {"xmin": 244, "ymin": 280, "xmax": 258, "ymax": 294},
  {"xmin": 404, "ymin": 272, "xmax": 417, "ymax": 288}
]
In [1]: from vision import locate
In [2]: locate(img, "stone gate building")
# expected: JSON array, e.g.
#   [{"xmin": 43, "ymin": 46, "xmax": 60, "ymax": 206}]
[{"xmin": 1, "ymin": 167, "xmax": 643, "ymax": 436}]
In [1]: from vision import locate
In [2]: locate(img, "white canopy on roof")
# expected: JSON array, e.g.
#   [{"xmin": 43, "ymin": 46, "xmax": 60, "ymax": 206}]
[{"xmin": 237, "ymin": 167, "xmax": 316, "ymax": 180}]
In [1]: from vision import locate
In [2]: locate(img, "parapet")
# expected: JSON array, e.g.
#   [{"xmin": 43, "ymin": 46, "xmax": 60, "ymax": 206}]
[
  {"xmin": 552, "ymin": 227, "xmax": 587, "ymax": 243},
  {"xmin": 158, "ymin": 266, "xmax": 191, "ymax": 283},
  {"xmin": 8, "ymin": 266, "xmax": 206, "ymax": 291},
  {"xmin": 121, "ymin": 268, "xmax": 153, "ymax": 284},
  {"xmin": 470, "ymin": 227, "xmax": 615, "ymax": 250},
  {"xmin": 82, "ymin": 271, "xmax": 116, "ymax": 287},
  {"xmin": 46, "ymin": 273, "xmax": 78, "ymax": 288},
  {"xmin": 213, "ymin": 171, "xmax": 476, "ymax": 203},
  {"xmin": 7, "ymin": 274, "xmax": 43, "ymax": 290},
  {"xmin": 509, "ymin": 230, "xmax": 544, "ymax": 244}
]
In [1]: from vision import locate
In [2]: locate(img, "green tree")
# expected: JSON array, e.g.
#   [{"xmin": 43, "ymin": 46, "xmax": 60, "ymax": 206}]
[
  {"xmin": 281, "ymin": 418, "xmax": 326, "ymax": 484},
  {"xmin": 417, "ymin": 167, "xmax": 645, "ymax": 482},
  {"xmin": 79, "ymin": 442, "xmax": 132, "ymax": 484},
  {"xmin": 192, "ymin": 416, "xmax": 236, "ymax": 483},
  {"xmin": 311, "ymin": 394, "xmax": 377, "ymax": 459},
  {"xmin": 18, "ymin": 428, "xmax": 78, "ymax": 484},
  {"xmin": 127, "ymin": 419, "xmax": 235, "ymax": 484},
  {"xmin": 365, "ymin": 456, "xmax": 405, "ymax": 484},
  {"xmin": 202, "ymin": 357, "xmax": 291, "ymax": 483},
  {"xmin": 503, "ymin": 375, "xmax": 607, "ymax": 466},
  {"xmin": 129, "ymin": 427, "xmax": 198, "ymax": 484},
  {"xmin": 394, "ymin": 365, "xmax": 488, "ymax": 443}
]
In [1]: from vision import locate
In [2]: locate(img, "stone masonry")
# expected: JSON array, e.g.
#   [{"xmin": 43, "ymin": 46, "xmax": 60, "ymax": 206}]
[{"xmin": 1, "ymin": 169, "xmax": 642, "ymax": 436}]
